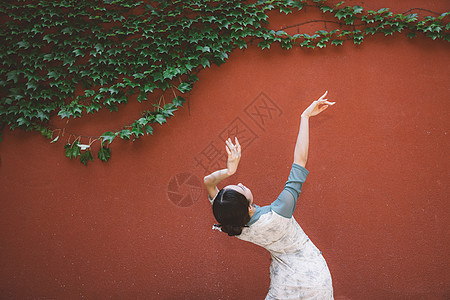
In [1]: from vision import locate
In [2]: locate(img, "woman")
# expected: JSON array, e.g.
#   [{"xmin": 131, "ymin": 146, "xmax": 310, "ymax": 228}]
[{"xmin": 204, "ymin": 91, "xmax": 335, "ymax": 299}]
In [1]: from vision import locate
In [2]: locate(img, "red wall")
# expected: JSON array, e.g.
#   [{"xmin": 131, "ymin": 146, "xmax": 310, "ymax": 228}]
[{"xmin": 1, "ymin": 1, "xmax": 449, "ymax": 299}]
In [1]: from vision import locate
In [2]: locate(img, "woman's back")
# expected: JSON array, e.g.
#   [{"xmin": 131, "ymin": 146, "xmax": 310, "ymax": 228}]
[{"xmin": 238, "ymin": 210, "xmax": 309, "ymax": 255}]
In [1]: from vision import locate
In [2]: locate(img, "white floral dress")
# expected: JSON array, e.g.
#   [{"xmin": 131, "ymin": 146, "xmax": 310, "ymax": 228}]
[{"xmin": 212, "ymin": 164, "xmax": 333, "ymax": 299}]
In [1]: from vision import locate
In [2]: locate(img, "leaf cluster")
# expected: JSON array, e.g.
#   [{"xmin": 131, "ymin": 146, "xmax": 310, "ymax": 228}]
[{"xmin": 0, "ymin": 0, "xmax": 448, "ymax": 164}]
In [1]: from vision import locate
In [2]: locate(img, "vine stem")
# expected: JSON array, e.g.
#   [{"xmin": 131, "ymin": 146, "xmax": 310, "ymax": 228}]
[
  {"xmin": 171, "ymin": 86, "xmax": 177, "ymax": 98},
  {"xmin": 402, "ymin": 8, "xmax": 443, "ymax": 15},
  {"xmin": 279, "ymin": 7, "xmax": 444, "ymax": 32}
]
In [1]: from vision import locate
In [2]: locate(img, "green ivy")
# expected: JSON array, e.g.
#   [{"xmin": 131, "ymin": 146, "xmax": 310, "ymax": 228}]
[{"xmin": 0, "ymin": 0, "xmax": 448, "ymax": 165}]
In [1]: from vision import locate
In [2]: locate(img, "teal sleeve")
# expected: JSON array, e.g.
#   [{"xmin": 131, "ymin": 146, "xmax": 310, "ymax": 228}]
[{"xmin": 270, "ymin": 163, "xmax": 309, "ymax": 218}]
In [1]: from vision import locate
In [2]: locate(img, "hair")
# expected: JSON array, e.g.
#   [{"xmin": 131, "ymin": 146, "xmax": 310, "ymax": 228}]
[{"xmin": 212, "ymin": 188, "xmax": 251, "ymax": 236}]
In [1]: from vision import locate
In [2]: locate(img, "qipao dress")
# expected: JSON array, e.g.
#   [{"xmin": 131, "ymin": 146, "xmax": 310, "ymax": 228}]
[{"xmin": 212, "ymin": 164, "xmax": 333, "ymax": 299}]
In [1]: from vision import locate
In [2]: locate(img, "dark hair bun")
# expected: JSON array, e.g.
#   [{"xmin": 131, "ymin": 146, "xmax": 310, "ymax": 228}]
[{"xmin": 220, "ymin": 224, "xmax": 244, "ymax": 236}]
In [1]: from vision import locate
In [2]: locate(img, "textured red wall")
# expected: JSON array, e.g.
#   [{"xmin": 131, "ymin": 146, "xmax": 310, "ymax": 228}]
[{"xmin": 1, "ymin": 1, "xmax": 449, "ymax": 299}]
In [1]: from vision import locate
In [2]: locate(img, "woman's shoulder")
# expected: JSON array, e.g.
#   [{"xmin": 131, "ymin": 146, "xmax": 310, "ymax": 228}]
[
  {"xmin": 238, "ymin": 209, "xmax": 294, "ymax": 243},
  {"xmin": 248, "ymin": 206, "xmax": 291, "ymax": 227}
]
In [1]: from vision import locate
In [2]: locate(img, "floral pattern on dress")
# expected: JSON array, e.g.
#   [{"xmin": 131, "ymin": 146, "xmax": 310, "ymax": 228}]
[{"xmin": 238, "ymin": 211, "xmax": 333, "ymax": 299}]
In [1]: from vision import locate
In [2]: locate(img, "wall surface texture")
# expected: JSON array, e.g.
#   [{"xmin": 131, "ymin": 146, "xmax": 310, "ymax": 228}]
[{"xmin": 1, "ymin": 0, "xmax": 449, "ymax": 299}]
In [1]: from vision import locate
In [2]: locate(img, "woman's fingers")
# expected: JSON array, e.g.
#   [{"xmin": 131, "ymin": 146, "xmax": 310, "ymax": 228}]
[
  {"xmin": 226, "ymin": 138, "xmax": 240, "ymax": 148},
  {"xmin": 225, "ymin": 138, "xmax": 233, "ymax": 149},
  {"xmin": 225, "ymin": 137, "xmax": 241, "ymax": 156},
  {"xmin": 235, "ymin": 137, "xmax": 241, "ymax": 152},
  {"xmin": 319, "ymin": 91, "xmax": 328, "ymax": 100}
]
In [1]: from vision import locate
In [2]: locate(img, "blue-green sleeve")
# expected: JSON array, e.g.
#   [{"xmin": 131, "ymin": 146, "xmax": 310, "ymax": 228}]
[{"xmin": 270, "ymin": 163, "xmax": 309, "ymax": 218}]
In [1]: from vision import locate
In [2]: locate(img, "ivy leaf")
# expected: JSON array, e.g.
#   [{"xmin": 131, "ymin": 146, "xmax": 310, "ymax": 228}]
[
  {"xmin": 353, "ymin": 5, "xmax": 363, "ymax": 14},
  {"xmin": 78, "ymin": 144, "xmax": 91, "ymax": 151},
  {"xmin": 85, "ymin": 90, "xmax": 96, "ymax": 97},
  {"xmin": 163, "ymin": 67, "xmax": 180, "ymax": 80},
  {"xmin": 196, "ymin": 45, "xmax": 211, "ymax": 52},
  {"xmin": 215, "ymin": 52, "xmax": 229, "ymax": 63},
  {"xmin": 17, "ymin": 41, "xmax": 30, "ymax": 49},
  {"xmin": 258, "ymin": 40, "xmax": 271, "ymax": 50},
  {"xmin": 119, "ymin": 129, "xmax": 131, "ymax": 140},
  {"xmin": 234, "ymin": 39, "xmax": 247, "ymax": 49},
  {"xmin": 64, "ymin": 143, "xmax": 73, "ymax": 158},
  {"xmin": 365, "ymin": 27, "xmax": 377, "ymax": 35},
  {"xmin": 331, "ymin": 39, "xmax": 344, "ymax": 46},
  {"xmin": 101, "ymin": 131, "xmax": 116, "ymax": 144},
  {"xmin": 334, "ymin": 10, "xmax": 347, "ymax": 20},
  {"xmin": 177, "ymin": 82, "xmax": 193, "ymax": 93},
  {"xmin": 136, "ymin": 117, "xmax": 148, "ymax": 126},
  {"xmin": 73, "ymin": 49, "xmax": 84, "ymax": 58},
  {"xmin": 109, "ymin": 85, "xmax": 120, "ymax": 94},
  {"xmin": 154, "ymin": 113, "xmax": 167, "ymax": 125},
  {"xmin": 382, "ymin": 28, "xmax": 394, "ymax": 36},
  {"xmin": 58, "ymin": 108, "xmax": 72, "ymax": 119},
  {"xmin": 144, "ymin": 124, "xmax": 153, "ymax": 135},
  {"xmin": 80, "ymin": 150, "xmax": 94, "ymax": 166},
  {"xmin": 98, "ymin": 146, "xmax": 111, "ymax": 162},
  {"xmin": 50, "ymin": 136, "xmax": 59, "ymax": 143},
  {"xmin": 316, "ymin": 41, "xmax": 327, "ymax": 48},
  {"xmin": 94, "ymin": 43, "xmax": 105, "ymax": 53},
  {"xmin": 137, "ymin": 93, "xmax": 147, "ymax": 102},
  {"xmin": 292, "ymin": 1, "xmax": 305, "ymax": 11},
  {"xmin": 407, "ymin": 32, "xmax": 417, "ymax": 39},
  {"xmin": 133, "ymin": 73, "xmax": 145, "ymax": 79},
  {"xmin": 152, "ymin": 72, "xmax": 164, "ymax": 82},
  {"xmin": 321, "ymin": 6, "xmax": 334, "ymax": 13},
  {"xmin": 47, "ymin": 71, "xmax": 62, "ymax": 80},
  {"xmin": 36, "ymin": 110, "xmax": 49, "ymax": 121},
  {"xmin": 362, "ymin": 15, "xmax": 375, "ymax": 24},
  {"xmin": 353, "ymin": 30, "xmax": 364, "ymax": 44},
  {"xmin": 131, "ymin": 123, "xmax": 144, "ymax": 136},
  {"xmin": 281, "ymin": 38, "xmax": 293, "ymax": 49},
  {"xmin": 64, "ymin": 141, "xmax": 81, "ymax": 159},
  {"xmin": 38, "ymin": 126, "xmax": 52, "ymax": 139},
  {"xmin": 6, "ymin": 70, "xmax": 20, "ymax": 83},
  {"xmin": 280, "ymin": 6, "xmax": 292, "ymax": 14},
  {"xmin": 200, "ymin": 57, "xmax": 210, "ymax": 68},
  {"xmin": 188, "ymin": 74, "xmax": 199, "ymax": 83},
  {"xmin": 106, "ymin": 104, "xmax": 118, "ymax": 112},
  {"xmin": 86, "ymin": 103, "xmax": 102, "ymax": 114},
  {"xmin": 143, "ymin": 82, "xmax": 157, "ymax": 93},
  {"xmin": 173, "ymin": 96, "xmax": 185, "ymax": 107},
  {"xmin": 316, "ymin": 30, "xmax": 328, "ymax": 36}
]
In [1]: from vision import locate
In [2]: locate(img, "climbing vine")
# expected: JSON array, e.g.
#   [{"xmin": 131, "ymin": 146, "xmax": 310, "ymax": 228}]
[{"xmin": 0, "ymin": 0, "xmax": 448, "ymax": 165}]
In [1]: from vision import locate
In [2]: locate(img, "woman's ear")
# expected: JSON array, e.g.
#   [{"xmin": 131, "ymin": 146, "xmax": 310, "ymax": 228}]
[{"xmin": 248, "ymin": 205, "xmax": 256, "ymax": 217}]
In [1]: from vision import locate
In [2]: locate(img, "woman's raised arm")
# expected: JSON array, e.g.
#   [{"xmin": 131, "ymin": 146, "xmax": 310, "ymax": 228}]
[
  {"xmin": 294, "ymin": 91, "xmax": 335, "ymax": 167},
  {"xmin": 203, "ymin": 137, "xmax": 241, "ymax": 199}
]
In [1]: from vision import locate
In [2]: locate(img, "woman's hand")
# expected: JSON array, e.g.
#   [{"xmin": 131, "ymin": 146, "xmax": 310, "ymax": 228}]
[
  {"xmin": 301, "ymin": 91, "xmax": 336, "ymax": 118},
  {"xmin": 225, "ymin": 137, "xmax": 241, "ymax": 176}
]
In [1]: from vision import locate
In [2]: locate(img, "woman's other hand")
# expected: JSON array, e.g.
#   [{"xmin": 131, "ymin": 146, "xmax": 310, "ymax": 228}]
[
  {"xmin": 301, "ymin": 91, "xmax": 336, "ymax": 118},
  {"xmin": 225, "ymin": 137, "xmax": 241, "ymax": 176}
]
